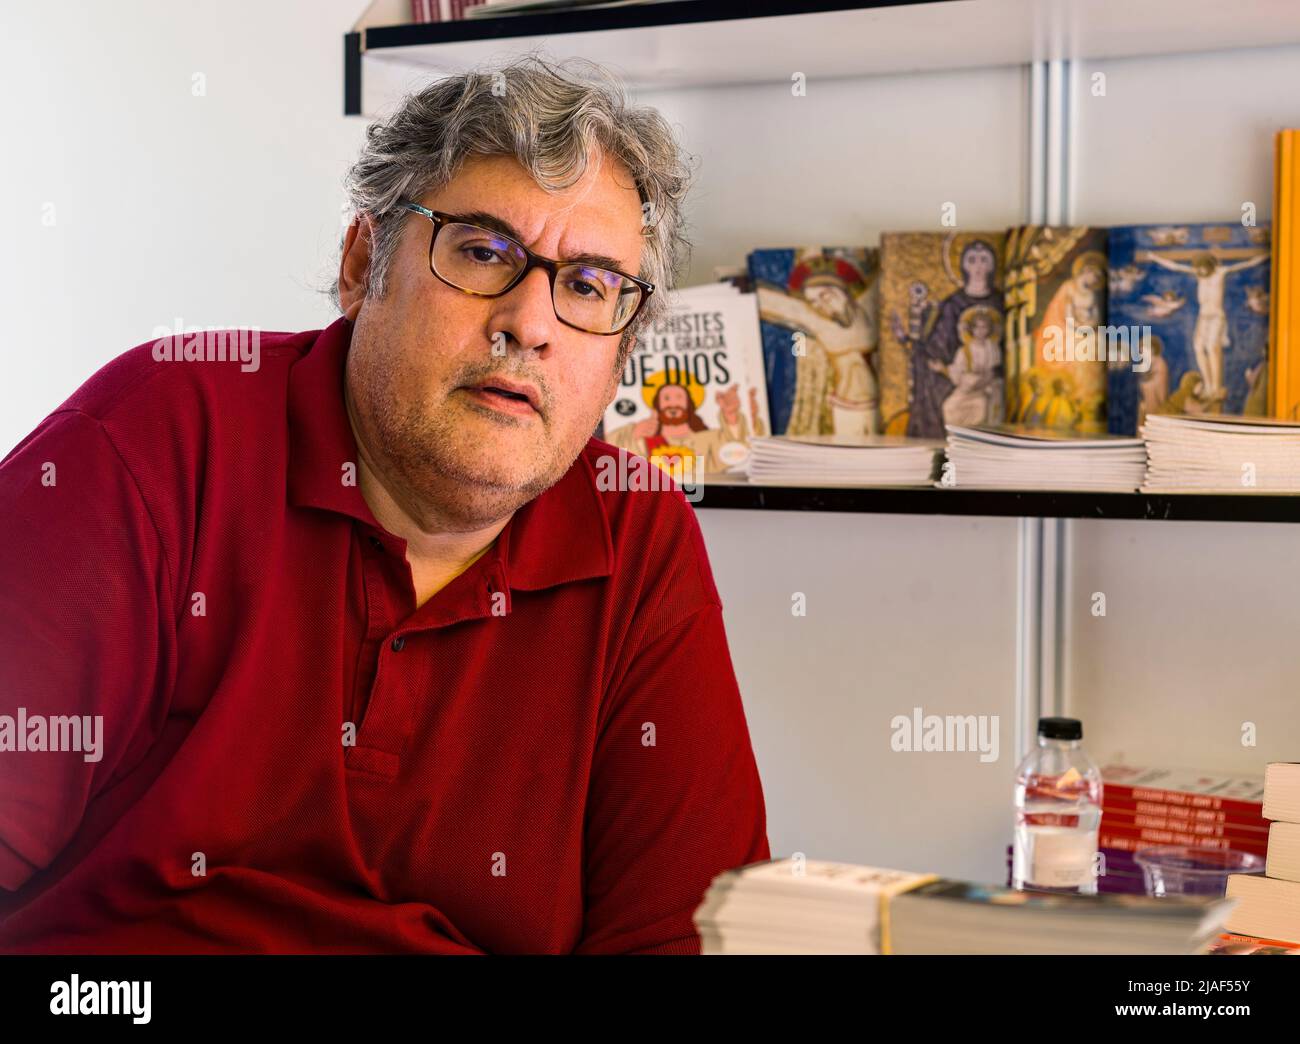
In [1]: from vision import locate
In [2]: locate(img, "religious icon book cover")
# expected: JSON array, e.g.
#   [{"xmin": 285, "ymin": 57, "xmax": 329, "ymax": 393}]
[
  {"xmin": 878, "ymin": 231, "xmax": 1006, "ymax": 439},
  {"xmin": 1003, "ymin": 225, "xmax": 1109, "ymax": 433},
  {"xmin": 1107, "ymin": 221, "xmax": 1271, "ymax": 435},
  {"xmin": 747, "ymin": 246, "xmax": 880, "ymax": 438}
]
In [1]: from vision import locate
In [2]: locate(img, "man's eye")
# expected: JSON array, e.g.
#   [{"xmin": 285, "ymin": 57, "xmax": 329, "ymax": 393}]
[
  {"xmin": 464, "ymin": 245, "xmax": 504, "ymax": 264},
  {"xmin": 568, "ymin": 278, "xmax": 604, "ymax": 299}
]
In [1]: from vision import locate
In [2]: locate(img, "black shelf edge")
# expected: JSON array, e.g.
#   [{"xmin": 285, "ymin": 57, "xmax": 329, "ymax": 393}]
[
  {"xmin": 690, "ymin": 483, "xmax": 1300, "ymax": 522},
  {"xmin": 345, "ymin": 31, "xmax": 362, "ymax": 116},
  {"xmin": 361, "ymin": 0, "xmax": 938, "ymax": 50}
]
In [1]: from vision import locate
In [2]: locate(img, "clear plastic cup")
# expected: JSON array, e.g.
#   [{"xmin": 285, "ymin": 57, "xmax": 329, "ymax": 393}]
[{"xmin": 1135, "ymin": 845, "xmax": 1265, "ymax": 898}]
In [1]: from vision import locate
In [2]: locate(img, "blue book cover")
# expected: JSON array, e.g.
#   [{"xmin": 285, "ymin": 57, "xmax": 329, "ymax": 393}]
[
  {"xmin": 746, "ymin": 247, "xmax": 880, "ymax": 437},
  {"xmin": 1106, "ymin": 222, "xmax": 1270, "ymax": 435}
]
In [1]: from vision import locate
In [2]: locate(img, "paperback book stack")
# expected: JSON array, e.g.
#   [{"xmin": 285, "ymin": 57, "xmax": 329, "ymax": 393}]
[
  {"xmin": 696, "ymin": 857, "xmax": 1233, "ymax": 954},
  {"xmin": 1096, "ymin": 761, "xmax": 1269, "ymax": 895},
  {"xmin": 744, "ymin": 434, "xmax": 942, "ymax": 486},
  {"xmin": 942, "ymin": 424, "xmax": 1147, "ymax": 491},
  {"xmin": 1140, "ymin": 414, "xmax": 1300, "ymax": 492},
  {"xmin": 1226, "ymin": 763, "xmax": 1300, "ymax": 945}
]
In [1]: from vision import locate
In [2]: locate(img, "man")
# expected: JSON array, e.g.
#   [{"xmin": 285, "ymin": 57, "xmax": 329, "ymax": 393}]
[{"xmin": 0, "ymin": 56, "xmax": 769, "ymax": 954}]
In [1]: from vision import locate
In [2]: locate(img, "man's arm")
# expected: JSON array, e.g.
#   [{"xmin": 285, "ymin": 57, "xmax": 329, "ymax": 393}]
[
  {"xmin": 1223, "ymin": 254, "xmax": 1268, "ymax": 274},
  {"xmin": 575, "ymin": 600, "xmax": 770, "ymax": 955},
  {"xmin": 0, "ymin": 409, "xmax": 173, "ymax": 892},
  {"xmin": 1142, "ymin": 251, "xmax": 1193, "ymax": 274}
]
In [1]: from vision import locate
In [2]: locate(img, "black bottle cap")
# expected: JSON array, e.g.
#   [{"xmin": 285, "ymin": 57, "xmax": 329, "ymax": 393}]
[{"xmin": 1038, "ymin": 717, "xmax": 1083, "ymax": 740}]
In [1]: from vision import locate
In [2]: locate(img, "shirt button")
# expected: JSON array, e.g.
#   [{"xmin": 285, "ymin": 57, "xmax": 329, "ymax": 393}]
[
  {"xmin": 369, "ymin": 536, "xmax": 384, "ymax": 552},
  {"xmin": 391, "ymin": 636, "xmax": 405, "ymax": 652}
]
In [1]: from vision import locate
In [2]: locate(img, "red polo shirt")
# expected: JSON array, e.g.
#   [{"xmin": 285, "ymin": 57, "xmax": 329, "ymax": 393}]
[{"xmin": 0, "ymin": 316, "xmax": 769, "ymax": 954}]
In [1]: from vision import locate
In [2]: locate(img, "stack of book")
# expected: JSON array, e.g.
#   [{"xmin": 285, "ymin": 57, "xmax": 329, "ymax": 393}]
[
  {"xmin": 744, "ymin": 434, "xmax": 942, "ymax": 486},
  {"xmin": 1140, "ymin": 414, "xmax": 1300, "ymax": 492},
  {"xmin": 942, "ymin": 425, "xmax": 1147, "ymax": 491},
  {"xmin": 1226, "ymin": 763, "xmax": 1300, "ymax": 945},
  {"xmin": 696, "ymin": 857, "xmax": 1233, "ymax": 954},
  {"xmin": 1097, "ymin": 761, "xmax": 1269, "ymax": 894}
]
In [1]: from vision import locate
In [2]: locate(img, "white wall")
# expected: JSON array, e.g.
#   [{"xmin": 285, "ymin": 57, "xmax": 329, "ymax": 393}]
[
  {"xmin": 4, "ymin": 3, "xmax": 1296, "ymax": 888},
  {"xmin": 0, "ymin": 0, "xmax": 365, "ymax": 451}
]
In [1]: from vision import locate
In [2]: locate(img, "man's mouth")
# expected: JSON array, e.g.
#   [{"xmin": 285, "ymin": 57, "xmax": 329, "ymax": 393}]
[{"xmin": 461, "ymin": 379, "xmax": 541, "ymax": 416}]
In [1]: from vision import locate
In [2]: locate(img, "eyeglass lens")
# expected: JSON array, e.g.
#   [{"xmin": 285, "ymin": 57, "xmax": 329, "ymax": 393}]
[{"xmin": 432, "ymin": 222, "xmax": 642, "ymax": 333}]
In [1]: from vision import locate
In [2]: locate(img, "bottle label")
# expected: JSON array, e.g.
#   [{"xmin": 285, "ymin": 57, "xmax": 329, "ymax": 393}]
[{"xmin": 1027, "ymin": 827, "xmax": 1096, "ymax": 888}]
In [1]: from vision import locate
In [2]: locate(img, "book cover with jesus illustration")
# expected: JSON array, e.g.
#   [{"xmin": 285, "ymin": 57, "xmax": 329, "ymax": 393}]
[{"xmin": 1107, "ymin": 222, "xmax": 1271, "ymax": 435}]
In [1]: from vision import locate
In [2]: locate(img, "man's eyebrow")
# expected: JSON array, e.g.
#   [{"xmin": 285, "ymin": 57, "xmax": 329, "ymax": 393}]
[{"xmin": 456, "ymin": 210, "xmax": 632, "ymax": 273}]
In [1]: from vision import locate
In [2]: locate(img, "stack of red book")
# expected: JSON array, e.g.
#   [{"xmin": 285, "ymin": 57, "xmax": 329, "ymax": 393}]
[{"xmin": 1095, "ymin": 761, "xmax": 1268, "ymax": 895}]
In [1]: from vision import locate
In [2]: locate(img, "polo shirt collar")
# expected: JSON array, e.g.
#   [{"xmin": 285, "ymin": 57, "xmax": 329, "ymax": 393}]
[{"xmin": 286, "ymin": 315, "xmax": 614, "ymax": 593}]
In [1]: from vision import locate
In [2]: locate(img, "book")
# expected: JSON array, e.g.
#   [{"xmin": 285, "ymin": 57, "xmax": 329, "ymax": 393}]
[
  {"xmin": 1102, "ymin": 810, "xmax": 1269, "ymax": 841},
  {"xmin": 748, "ymin": 247, "xmax": 881, "ymax": 438},
  {"xmin": 940, "ymin": 423, "xmax": 1146, "ymax": 492},
  {"xmin": 1263, "ymin": 762, "xmax": 1300, "ymax": 822},
  {"xmin": 1267, "ymin": 823, "xmax": 1300, "ymax": 883},
  {"xmin": 743, "ymin": 434, "xmax": 942, "ymax": 487},
  {"xmin": 1003, "ymin": 226, "xmax": 1110, "ymax": 432},
  {"xmin": 1107, "ymin": 222, "xmax": 1271, "ymax": 435},
  {"xmin": 1207, "ymin": 932, "xmax": 1300, "ymax": 954},
  {"xmin": 878, "ymin": 231, "xmax": 1006, "ymax": 437},
  {"xmin": 1141, "ymin": 413, "xmax": 1300, "ymax": 492},
  {"xmin": 601, "ymin": 282, "xmax": 770, "ymax": 477},
  {"xmin": 1262, "ymin": 765, "xmax": 1300, "ymax": 883},
  {"xmin": 1100, "ymin": 760, "xmax": 1267, "ymax": 812},
  {"xmin": 1225, "ymin": 874, "xmax": 1300, "ymax": 942},
  {"xmin": 1100, "ymin": 826, "xmax": 1267, "ymax": 858},
  {"xmin": 1270, "ymin": 130, "xmax": 1299, "ymax": 420},
  {"xmin": 698, "ymin": 857, "xmax": 1234, "ymax": 954},
  {"xmin": 1103, "ymin": 793, "xmax": 1273, "ymax": 830}
]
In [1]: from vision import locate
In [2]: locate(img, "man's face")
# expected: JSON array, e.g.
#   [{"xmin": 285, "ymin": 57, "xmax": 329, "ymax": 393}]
[
  {"xmin": 806, "ymin": 282, "xmax": 850, "ymax": 324},
  {"xmin": 656, "ymin": 384, "xmax": 689, "ymax": 424},
  {"xmin": 340, "ymin": 152, "xmax": 645, "ymax": 531}
]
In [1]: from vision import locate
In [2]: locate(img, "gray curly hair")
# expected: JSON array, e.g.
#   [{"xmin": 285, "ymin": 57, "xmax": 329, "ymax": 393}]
[{"xmin": 330, "ymin": 53, "xmax": 695, "ymax": 365}]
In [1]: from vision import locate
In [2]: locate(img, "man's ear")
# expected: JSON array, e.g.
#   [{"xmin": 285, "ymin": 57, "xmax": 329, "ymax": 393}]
[{"xmin": 338, "ymin": 213, "xmax": 375, "ymax": 321}]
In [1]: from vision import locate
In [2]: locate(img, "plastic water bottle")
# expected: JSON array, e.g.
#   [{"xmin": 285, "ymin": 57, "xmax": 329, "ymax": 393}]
[{"xmin": 1012, "ymin": 717, "xmax": 1103, "ymax": 894}]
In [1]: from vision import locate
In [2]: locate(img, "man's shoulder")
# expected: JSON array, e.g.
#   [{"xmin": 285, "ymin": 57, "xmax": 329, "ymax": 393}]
[
  {"xmin": 57, "ymin": 325, "xmax": 316, "ymax": 434},
  {"xmin": 579, "ymin": 438, "xmax": 721, "ymax": 619}
]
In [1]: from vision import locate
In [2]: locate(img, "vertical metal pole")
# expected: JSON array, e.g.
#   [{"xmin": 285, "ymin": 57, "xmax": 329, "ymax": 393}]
[
  {"xmin": 1015, "ymin": 517, "xmax": 1043, "ymax": 760},
  {"xmin": 1016, "ymin": 59, "xmax": 1075, "ymax": 753}
]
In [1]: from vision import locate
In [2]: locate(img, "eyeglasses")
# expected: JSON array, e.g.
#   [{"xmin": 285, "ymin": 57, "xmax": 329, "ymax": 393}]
[{"xmin": 395, "ymin": 200, "xmax": 654, "ymax": 336}]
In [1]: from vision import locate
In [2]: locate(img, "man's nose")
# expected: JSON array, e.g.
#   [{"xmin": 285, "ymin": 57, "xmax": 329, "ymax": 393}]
[{"xmin": 489, "ymin": 266, "xmax": 558, "ymax": 352}]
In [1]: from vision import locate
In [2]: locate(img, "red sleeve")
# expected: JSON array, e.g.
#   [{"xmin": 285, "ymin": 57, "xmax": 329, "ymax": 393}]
[
  {"xmin": 0, "ymin": 410, "xmax": 174, "ymax": 891},
  {"xmin": 575, "ymin": 602, "xmax": 770, "ymax": 955}
]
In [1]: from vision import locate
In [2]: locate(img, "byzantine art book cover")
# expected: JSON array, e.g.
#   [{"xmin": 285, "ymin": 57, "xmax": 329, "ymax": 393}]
[
  {"xmin": 1003, "ymin": 226, "xmax": 1109, "ymax": 433},
  {"xmin": 601, "ymin": 281, "xmax": 770, "ymax": 477},
  {"xmin": 1107, "ymin": 222, "xmax": 1271, "ymax": 435},
  {"xmin": 878, "ymin": 231, "xmax": 1006, "ymax": 438},
  {"xmin": 747, "ymin": 247, "xmax": 880, "ymax": 438}
]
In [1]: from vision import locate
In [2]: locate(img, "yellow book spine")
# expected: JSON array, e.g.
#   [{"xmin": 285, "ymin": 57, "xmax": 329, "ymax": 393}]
[
  {"xmin": 878, "ymin": 873, "xmax": 939, "ymax": 954},
  {"xmin": 1270, "ymin": 131, "xmax": 1283, "ymax": 415},
  {"xmin": 1279, "ymin": 131, "xmax": 1300, "ymax": 419}
]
